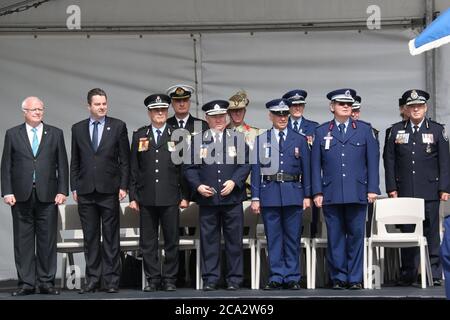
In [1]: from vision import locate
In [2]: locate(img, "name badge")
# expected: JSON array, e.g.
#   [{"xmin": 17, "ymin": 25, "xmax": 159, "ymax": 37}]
[
  {"xmin": 294, "ymin": 147, "xmax": 300, "ymax": 158},
  {"xmin": 263, "ymin": 143, "xmax": 270, "ymax": 158},
  {"xmin": 167, "ymin": 141, "xmax": 176, "ymax": 152},
  {"xmin": 228, "ymin": 146, "xmax": 237, "ymax": 157},
  {"xmin": 395, "ymin": 133, "xmax": 409, "ymax": 144},
  {"xmin": 422, "ymin": 133, "xmax": 434, "ymax": 144},
  {"xmin": 324, "ymin": 133, "xmax": 333, "ymax": 150},
  {"xmin": 138, "ymin": 138, "xmax": 149, "ymax": 152}
]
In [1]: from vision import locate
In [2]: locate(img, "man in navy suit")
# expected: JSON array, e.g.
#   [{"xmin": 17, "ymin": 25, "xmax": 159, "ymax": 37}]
[
  {"xmin": 312, "ymin": 88, "xmax": 380, "ymax": 290},
  {"xmin": 184, "ymin": 100, "xmax": 250, "ymax": 290},
  {"xmin": 71, "ymin": 88, "xmax": 130, "ymax": 293},
  {"xmin": 384, "ymin": 89, "xmax": 450, "ymax": 286},
  {"xmin": 251, "ymin": 98, "xmax": 311, "ymax": 290},
  {"xmin": 1, "ymin": 96, "xmax": 68, "ymax": 296}
]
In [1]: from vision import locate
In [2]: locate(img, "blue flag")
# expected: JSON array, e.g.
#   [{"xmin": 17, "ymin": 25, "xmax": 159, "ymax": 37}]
[{"xmin": 409, "ymin": 7, "xmax": 450, "ymax": 55}]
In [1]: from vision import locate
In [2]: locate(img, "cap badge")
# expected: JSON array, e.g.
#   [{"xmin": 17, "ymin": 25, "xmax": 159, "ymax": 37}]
[
  {"xmin": 293, "ymin": 93, "xmax": 301, "ymax": 99},
  {"xmin": 213, "ymin": 104, "xmax": 221, "ymax": 110},
  {"xmin": 175, "ymin": 87, "xmax": 185, "ymax": 95},
  {"xmin": 156, "ymin": 96, "xmax": 162, "ymax": 103},
  {"xmin": 411, "ymin": 90, "xmax": 419, "ymax": 100},
  {"xmin": 279, "ymin": 101, "xmax": 286, "ymax": 108},
  {"xmin": 345, "ymin": 90, "xmax": 351, "ymax": 97}
]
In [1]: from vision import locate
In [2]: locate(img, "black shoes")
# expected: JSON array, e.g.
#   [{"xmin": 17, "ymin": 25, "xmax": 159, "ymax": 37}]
[
  {"xmin": 78, "ymin": 282, "xmax": 99, "ymax": 294},
  {"xmin": 143, "ymin": 282, "xmax": 160, "ymax": 292},
  {"xmin": 203, "ymin": 283, "xmax": 218, "ymax": 291},
  {"xmin": 332, "ymin": 280, "xmax": 347, "ymax": 290},
  {"xmin": 263, "ymin": 281, "xmax": 283, "ymax": 290},
  {"xmin": 162, "ymin": 282, "xmax": 177, "ymax": 291},
  {"xmin": 284, "ymin": 281, "xmax": 301, "ymax": 290},
  {"xmin": 226, "ymin": 283, "xmax": 240, "ymax": 291},
  {"xmin": 39, "ymin": 286, "xmax": 60, "ymax": 295},
  {"xmin": 11, "ymin": 288, "xmax": 35, "ymax": 296},
  {"xmin": 348, "ymin": 282, "xmax": 363, "ymax": 290},
  {"xmin": 433, "ymin": 278, "xmax": 442, "ymax": 286},
  {"xmin": 106, "ymin": 287, "xmax": 119, "ymax": 293}
]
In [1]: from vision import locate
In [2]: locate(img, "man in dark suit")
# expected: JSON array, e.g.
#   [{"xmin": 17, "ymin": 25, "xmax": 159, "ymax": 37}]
[
  {"xmin": 129, "ymin": 93, "xmax": 189, "ymax": 292},
  {"xmin": 1, "ymin": 96, "xmax": 68, "ymax": 296},
  {"xmin": 251, "ymin": 98, "xmax": 311, "ymax": 290},
  {"xmin": 384, "ymin": 89, "xmax": 450, "ymax": 286},
  {"xmin": 312, "ymin": 88, "xmax": 380, "ymax": 290},
  {"xmin": 70, "ymin": 88, "xmax": 130, "ymax": 293},
  {"xmin": 166, "ymin": 84, "xmax": 208, "ymax": 286},
  {"xmin": 184, "ymin": 100, "xmax": 250, "ymax": 290}
]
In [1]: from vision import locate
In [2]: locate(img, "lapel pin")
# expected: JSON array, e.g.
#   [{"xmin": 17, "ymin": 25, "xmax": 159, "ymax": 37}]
[
  {"xmin": 107, "ymin": 127, "xmax": 111, "ymax": 130},
  {"xmin": 44, "ymin": 131, "xmax": 47, "ymax": 134}
]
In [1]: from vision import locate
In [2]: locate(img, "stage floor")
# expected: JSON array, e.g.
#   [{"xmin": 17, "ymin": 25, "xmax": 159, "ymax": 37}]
[{"xmin": 0, "ymin": 286, "xmax": 446, "ymax": 300}]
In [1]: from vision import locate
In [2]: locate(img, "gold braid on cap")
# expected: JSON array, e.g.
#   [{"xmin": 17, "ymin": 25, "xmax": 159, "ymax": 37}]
[{"xmin": 229, "ymin": 90, "xmax": 249, "ymax": 107}]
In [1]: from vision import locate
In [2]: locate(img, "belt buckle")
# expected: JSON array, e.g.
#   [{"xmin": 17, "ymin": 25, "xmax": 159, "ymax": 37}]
[{"xmin": 276, "ymin": 172, "xmax": 283, "ymax": 182}]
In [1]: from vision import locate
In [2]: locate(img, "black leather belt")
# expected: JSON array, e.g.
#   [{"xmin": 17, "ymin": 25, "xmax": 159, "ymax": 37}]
[{"xmin": 262, "ymin": 173, "xmax": 301, "ymax": 182}]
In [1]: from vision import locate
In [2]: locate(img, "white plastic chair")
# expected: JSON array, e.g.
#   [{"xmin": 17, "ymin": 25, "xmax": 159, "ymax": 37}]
[
  {"xmin": 367, "ymin": 197, "xmax": 433, "ymax": 289},
  {"xmin": 255, "ymin": 206, "xmax": 312, "ymax": 289},
  {"xmin": 57, "ymin": 204, "xmax": 84, "ymax": 289}
]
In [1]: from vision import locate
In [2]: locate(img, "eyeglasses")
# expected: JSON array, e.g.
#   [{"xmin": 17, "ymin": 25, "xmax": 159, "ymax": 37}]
[
  {"xmin": 24, "ymin": 108, "xmax": 44, "ymax": 113},
  {"xmin": 337, "ymin": 102, "xmax": 353, "ymax": 107}
]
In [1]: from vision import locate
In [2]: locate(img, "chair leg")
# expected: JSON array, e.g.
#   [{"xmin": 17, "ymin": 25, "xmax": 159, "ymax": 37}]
[
  {"xmin": 363, "ymin": 238, "xmax": 368, "ymax": 289},
  {"xmin": 61, "ymin": 253, "xmax": 67, "ymax": 289},
  {"xmin": 368, "ymin": 243, "xmax": 373, "ymax": 289},
  {"xmin": 306, "ymin": 243, "xmax": 311, "ymax": 289},
  {"xmin": 250, "ymin": 241, "xmax": 255, "ymax": 289},
  {"xmin": 379, "ymin": 247, "xmax": 385, "ymax": 285},
  {"xmin": 142, "ymin": 259, "xmax": 146, "ymax": 291},
  {"xmin": 185, "ymin": 250, "xmax": 190, "ymax": 284},
  {"xmin": 424, "ymin": 245, "xmax": 434, "ymax": 287},
  {"xmin": 195, "ymin": 241, "xmax": 202, "ymax": 290},
  {"xmin": 311, "ymin": 245, "xmax": 316, "ymax": 289},
  {"xmin": 255, "ymin": 241, "xmax": 261, "ymax": 290},
  {"xmin": 420, "ymin": 243, "xmax": 426, "ymax": 288}
]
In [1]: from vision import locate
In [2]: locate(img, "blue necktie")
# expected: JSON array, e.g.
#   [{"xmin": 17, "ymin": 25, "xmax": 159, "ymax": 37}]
[
  {"xmin": 31, "ymin": 127, "xmax": 39, "ymax": 156},
  {"xmin": 92, "ymin": 121, "xmax": 99, "ymax": 152},
  {"xmin": 156, "ymin": 129, "xmax": 162, "ymax": 144},
  {"xmin": 338, "ymin": 123, "xmax": 346, "ymax": 139},
  {"xmin": 279, "ymin": 131, "xmax": 285, "ymax": 151},
  {"xmin": 293, "ymin": 120, "xmax": 299, "ymax": 133},
  {"xmin": 31, "ymin": 127, "xmax": 39, "ymax": 182}
]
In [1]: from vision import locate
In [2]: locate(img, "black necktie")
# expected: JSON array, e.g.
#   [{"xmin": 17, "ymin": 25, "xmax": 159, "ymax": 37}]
[
  {"xmin": 156, "ymin": 129, "xmax": 162, "ymax": 144},
  {"xmin": 278, "ymin": 131, "xmax": 285, "ymax": 151},
  {"xmin": 179, "ymin": 120, "xmax": 184, "ymax": 128},
  {"xmin": 338, "ymin": 123, "xmax": 345, "ymax": 139},
  {"xmin": 413, "ymin": 125, "xmax": 419, "ymax": 134},
  {"xmin": 92, "ymin": 121, "xmax": 99, "ymax": 152},
  {"xmin": 293, "ymin": 120, "xmax": 299, "ymax": 132}
]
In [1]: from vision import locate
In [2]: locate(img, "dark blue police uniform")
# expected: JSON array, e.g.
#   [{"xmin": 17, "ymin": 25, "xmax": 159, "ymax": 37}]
[
  {"xmin": 183, "ymin": 100, "xmax": 250, "ymax": 289},
  {"xmin": 312, "ymin": 89, "xmax": 380, "ymax": 288},
  {"xmin": 251, "ymin": 98, "xmax": 311, "ymax": 289}
]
